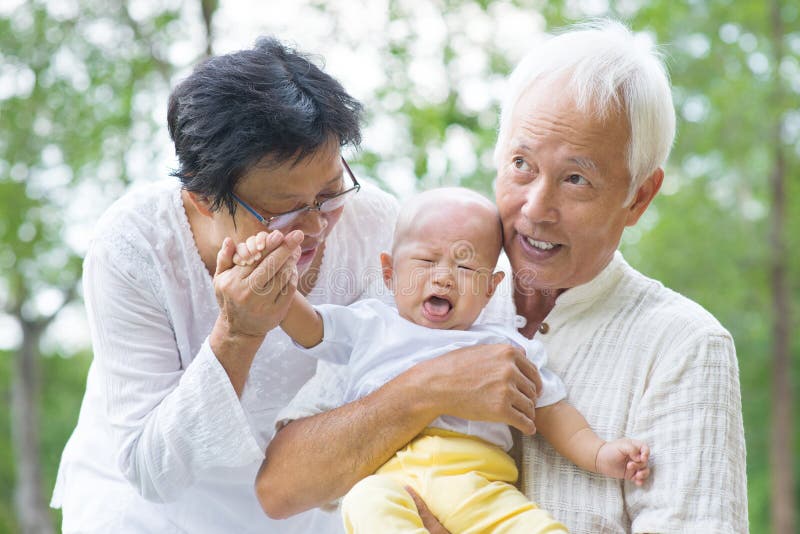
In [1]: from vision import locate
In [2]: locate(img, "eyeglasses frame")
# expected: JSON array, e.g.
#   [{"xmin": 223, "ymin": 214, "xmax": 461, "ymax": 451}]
[{"xmin": 231, "ymin": 157, "xmax": 361, "ymax": 232}]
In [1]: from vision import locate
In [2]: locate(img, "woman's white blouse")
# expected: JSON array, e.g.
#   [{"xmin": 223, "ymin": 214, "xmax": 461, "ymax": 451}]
[{"xmin": 51, "ymin": 178, "xmax": 398, "ymax": 533}]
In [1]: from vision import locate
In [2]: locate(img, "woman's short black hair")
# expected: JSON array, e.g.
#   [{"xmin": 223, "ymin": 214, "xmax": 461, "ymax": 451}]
[{"xmin": 167, "ymin": 37, "xmax": 363, "ymax": 215}]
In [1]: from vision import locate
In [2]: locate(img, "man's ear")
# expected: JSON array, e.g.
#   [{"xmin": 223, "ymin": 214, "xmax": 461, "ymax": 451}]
[
  {"xmin": 487, "ymin": 271, "xmax": 505, "ymax": 298},
  {"xmin": 186, "ymin": 191, "xmax": 215, "ymax": 218},
  {"xmin": 625, "ymin": 168, "xmax": 664, "ymax": 227},
  {"xmin": 380, "ymin": 253, "xmax": 394, "ymax": 290}
]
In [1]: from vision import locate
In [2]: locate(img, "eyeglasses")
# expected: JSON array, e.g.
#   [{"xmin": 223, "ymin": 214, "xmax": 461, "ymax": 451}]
[{"xmin": 232, "ymin": 157, "xmax": 361, "ymax": 232}]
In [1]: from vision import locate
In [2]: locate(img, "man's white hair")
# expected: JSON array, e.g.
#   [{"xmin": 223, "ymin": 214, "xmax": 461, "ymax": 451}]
[{"xmin": 495, "ymin": 19, "xmax": 676, "ymax": 205}]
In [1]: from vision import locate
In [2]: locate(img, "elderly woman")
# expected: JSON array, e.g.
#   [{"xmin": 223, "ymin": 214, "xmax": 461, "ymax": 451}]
[
  {"xmin": 259, "ymin": 21, "xmax": 747, "ymax": 534},
  {"xmin": 51, "ymin": 38, "xmax": 402, "ymax": 533}
]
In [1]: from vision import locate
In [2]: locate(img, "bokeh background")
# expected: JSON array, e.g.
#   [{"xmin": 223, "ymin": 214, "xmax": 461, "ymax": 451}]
[{"xmin": 1, "ymin": 0, "xmax": 798, "ymax": 532}]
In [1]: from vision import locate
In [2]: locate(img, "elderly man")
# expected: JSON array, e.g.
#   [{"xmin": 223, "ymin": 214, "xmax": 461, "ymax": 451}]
[{"xmin": 257, "ymin": 21, "xmax": 747, "ymax": 533}]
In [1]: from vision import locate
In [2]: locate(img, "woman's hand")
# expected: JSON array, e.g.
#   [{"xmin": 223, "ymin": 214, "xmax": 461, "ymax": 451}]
[
  {"xmin": 213, "ymin": 230, "xmax": 303, "ymax": 339},
  {"xmin": 208, "ymin": 230, "xmax": 303, "ymax": 394},
  {"xmin": 404, "ymin": 343, "xmax": 542, "ymax": 435}
]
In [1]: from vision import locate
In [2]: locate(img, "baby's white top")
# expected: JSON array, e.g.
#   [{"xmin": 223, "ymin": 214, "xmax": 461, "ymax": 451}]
[{"xmin": 300, "ymin": 298, "xmax": 566, "ymax": 451}]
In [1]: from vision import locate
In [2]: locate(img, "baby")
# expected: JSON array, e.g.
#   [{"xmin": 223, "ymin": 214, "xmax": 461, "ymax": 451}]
[{"xmin": 236, "ymin": 188, "xmax": 649, "ymax": 533}]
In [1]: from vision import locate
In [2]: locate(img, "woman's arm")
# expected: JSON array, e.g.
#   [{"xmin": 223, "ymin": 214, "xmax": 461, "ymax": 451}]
[
  {"xmin": 85, "ymin": 239, "xmax": 269, "ymax": 502},
  {"xmin": 256, "ymin": 343, "xmax": 543, "ymax": 518},
  {"xmin": 88, "ymin": 232, "xmax": 300, "ymax": 502},
  {"xmin": 211, "ymin": 231, "xmax": 303, "ymax": 395}
]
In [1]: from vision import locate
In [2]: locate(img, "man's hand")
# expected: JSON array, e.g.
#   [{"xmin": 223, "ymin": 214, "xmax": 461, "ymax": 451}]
[{"xmin": 406, "ymin": 343, "xmax": 542, "ymax": 435}]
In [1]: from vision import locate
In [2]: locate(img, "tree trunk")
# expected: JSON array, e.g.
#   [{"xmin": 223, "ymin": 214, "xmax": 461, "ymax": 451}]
[
  {"xmin": 768, "ymin": 123, "xmax": 794, "ymax": 534},
  {"xmin": 768, "ymin": 1, "xmax": 795, "ymax": 532},
  {"xmin": 10, "ymin": 319, "xmax": 55, "ymax": 534},
  {"xmin": 201, "ymin": 0, "xmax": 219, "ymax": 57}
]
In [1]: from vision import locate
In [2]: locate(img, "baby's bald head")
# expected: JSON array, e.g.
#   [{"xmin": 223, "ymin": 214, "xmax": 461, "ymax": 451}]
[
  {"xmin": 383, "ymin": 188, "xmax": 506, "ymax": 331},
  {"xmin": 392, "ymin": 188, "xmax": 503, "ymax": 265}
]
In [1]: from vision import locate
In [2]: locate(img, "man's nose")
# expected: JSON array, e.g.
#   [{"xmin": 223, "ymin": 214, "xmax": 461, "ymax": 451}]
[{"xmin": 521, "ymin": 178, "xmax": 559, "ymax": 224}]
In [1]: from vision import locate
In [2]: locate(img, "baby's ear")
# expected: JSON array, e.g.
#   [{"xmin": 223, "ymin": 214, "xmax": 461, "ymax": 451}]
[
  {"xmin": 487, "ymin": 271, "xmax": 505, "ymax": 297},
  {"xmin": 380, "ymin": 253, "xmax": 394, "ymax": 290}
]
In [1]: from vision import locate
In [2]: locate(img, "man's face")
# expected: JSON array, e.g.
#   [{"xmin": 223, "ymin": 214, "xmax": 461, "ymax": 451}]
[{"xmin": 495, "ymin": 80, "xmax": 656, "ymax": 293}]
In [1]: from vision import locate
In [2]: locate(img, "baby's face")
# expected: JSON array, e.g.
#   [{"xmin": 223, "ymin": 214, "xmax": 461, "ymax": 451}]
[{"xmin": 383, "ymin": 209, "xmax": 503, "ymax": 330}]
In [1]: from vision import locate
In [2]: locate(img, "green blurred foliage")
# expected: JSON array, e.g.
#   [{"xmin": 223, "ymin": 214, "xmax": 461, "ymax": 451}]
[
  {"xmin": 0, "ymin": 350, "xmax": 92, "ymax": 531},
  {"xmin": 0, "ymin": 0, "xmax": 797, "ymax": 532},
  {"xmin": 0, "ymin": 0, "xmax": 183, "ymax": 531},
  {"xmin": 0, "ymin": 0, "xmax": 179, "ymax": 305}
]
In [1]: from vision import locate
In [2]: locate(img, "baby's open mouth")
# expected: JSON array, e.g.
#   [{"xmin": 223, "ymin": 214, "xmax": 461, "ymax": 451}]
[{"xmin": 422, "ymin": 295, "xmax": 453, "ymax": 321}]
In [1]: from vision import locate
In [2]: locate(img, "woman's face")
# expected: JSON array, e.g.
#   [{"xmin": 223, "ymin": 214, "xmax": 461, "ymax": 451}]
[{"xmin": 225, "ymin": 141, "xmax": 348, "ymax": 274}]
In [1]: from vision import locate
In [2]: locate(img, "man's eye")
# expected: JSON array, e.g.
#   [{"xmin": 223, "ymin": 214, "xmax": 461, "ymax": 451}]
[
  {"xmin": 566, "ymin": 174, "xmax": 589, "ymax": 185},
  {"xmin": 513, "ymin": 157, "xmax": 530, "ymax": 171},
  {"xmin": 457, "ymin": 265, "xmax": 477, "ymax": 272}
]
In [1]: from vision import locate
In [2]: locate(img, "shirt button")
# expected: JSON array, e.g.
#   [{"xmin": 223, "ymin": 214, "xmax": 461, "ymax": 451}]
[{"xmin": 538, "ymin": 322, "xmax": 550, "ymax": 334}]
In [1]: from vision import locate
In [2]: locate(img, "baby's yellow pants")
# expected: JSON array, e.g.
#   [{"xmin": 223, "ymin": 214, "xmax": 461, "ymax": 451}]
[{"xmin": 341, "ymin": 428, "xmax": 568, "ymax": 533}]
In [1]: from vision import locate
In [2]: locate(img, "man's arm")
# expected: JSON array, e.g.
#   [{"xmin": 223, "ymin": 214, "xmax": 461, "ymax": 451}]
[
  {"xmin": 258, "ymin": 368, "xmax": 433, "ymax": 519},
  {"xmin": 626, "ymin": 331, "xmax": 748, "ymax": 533},
  {"xmin": 256, "ymin": 343, "xmax": 543, "ymax": 519}
]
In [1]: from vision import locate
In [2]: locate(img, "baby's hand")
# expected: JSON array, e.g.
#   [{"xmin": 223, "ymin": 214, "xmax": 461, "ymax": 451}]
[
  {"xmin": 595, "ymin": 438, "xmax": 650, "ymax": 486},
  {"xmin": 233, "ymin": 231, "xmax": 272, "ymax": 266}
]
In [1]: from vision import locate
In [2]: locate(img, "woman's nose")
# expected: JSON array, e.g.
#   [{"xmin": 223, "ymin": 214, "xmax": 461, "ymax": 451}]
[
  {"xmin": 521, "ymin": 178, "xmax": 559, "ymax": 224},
  {"xmin": 294, "ymin": 208, "xmax": 328, "ymax": 237}
]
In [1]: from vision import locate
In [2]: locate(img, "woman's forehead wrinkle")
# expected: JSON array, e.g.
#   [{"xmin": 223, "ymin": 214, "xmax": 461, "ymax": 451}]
[
  {"xmin": 246, "ymin": 164, "xmax": 344, "ymax": 206},
  {"xmin": 276, "ymin": 173, "xmax": 342, "ymax": 199}
]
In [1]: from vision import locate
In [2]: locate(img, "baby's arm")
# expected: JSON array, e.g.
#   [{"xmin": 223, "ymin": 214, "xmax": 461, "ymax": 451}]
[
  {"xmin": 535, "ymin": 400, "xmax": 650, "ymax": 486},
  {"xmin": 281, "ymin": 293, "xmax": 323, "ymax": 348},
  {"xmin": 233, "ymin": 231, "xmax": 323, "ymax": 348}
]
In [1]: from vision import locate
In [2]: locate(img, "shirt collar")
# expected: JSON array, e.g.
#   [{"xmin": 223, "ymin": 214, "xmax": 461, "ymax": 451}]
[{"xmin": 551, "ymin": 250, "xmax": 628, "ymax": 311}]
